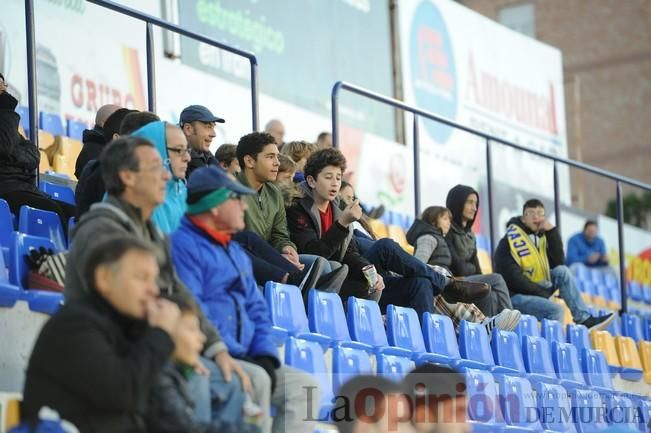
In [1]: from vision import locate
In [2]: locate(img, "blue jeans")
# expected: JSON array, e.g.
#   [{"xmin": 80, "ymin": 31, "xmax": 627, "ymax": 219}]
[
  {"xmin": 187, "ymin": 357, "xmax": 246, "ymax": 424},
  {"xmin": 511, "ymin": 265, "xmax": 590, "ymax": 323}
]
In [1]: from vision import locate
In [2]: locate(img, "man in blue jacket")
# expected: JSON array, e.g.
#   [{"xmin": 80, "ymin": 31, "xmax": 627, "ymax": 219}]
[
  {"xmin": 567, "ymin": 220, "xmax": 610, "ymax": 267},
  {"xmin": 171, "ymin": 165, "xmax": 319, "ymax": 433}
]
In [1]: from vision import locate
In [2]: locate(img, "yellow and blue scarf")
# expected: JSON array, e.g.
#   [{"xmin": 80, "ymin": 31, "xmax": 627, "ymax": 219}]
[{"xmin": 506, "ymin": 223, "xmax": 551, "ymax": 285}]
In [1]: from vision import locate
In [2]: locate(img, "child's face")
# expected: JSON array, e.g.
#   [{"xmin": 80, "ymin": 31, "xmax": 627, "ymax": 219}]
[
  {"xmin": 171, "ymin": 312, "xmax": 206, "ymax": 367},
  {"xmin": 276, "ymin": 169, "xmax": 295, "ymax": 184},
  {"xmin": 437, "ymin": 212, "xmax": 451, "ymax": 235}
]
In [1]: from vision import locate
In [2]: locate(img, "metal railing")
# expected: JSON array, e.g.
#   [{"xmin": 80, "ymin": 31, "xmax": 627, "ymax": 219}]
[
  {"xmin": 331, "ymin": 80, "xmax": 651, "ymax": 312},
  {"xmin": 23, "ymin": 0, "xmax": 260, "ymax": 147}
]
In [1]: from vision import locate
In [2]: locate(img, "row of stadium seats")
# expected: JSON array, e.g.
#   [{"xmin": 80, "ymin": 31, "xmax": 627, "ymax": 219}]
[
  {"xmin": 15, "ymin": 106, "xmax": 87, "ymax": 142},
  {"xmin": 264, "ymin": 282, "xmax": 651, "ymax": 430}
]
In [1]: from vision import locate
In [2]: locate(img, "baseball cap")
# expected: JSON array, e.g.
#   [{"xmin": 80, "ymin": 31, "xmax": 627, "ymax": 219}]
[
  {"xmin": 186, "ymin": 165, "xmax": 254, "ymax": 214},
  {"xmin": 179, "ymin": 105, "xmax": 225, "ymax": 125}
]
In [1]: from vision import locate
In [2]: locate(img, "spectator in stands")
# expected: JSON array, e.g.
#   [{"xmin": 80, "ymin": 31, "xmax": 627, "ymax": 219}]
[
  {"xmin": 132, "ymin": 121, "xmax": 190, "ymax": 233},
  {"xmin": 316, "ymin": 131, "xmax": 332, "ymax": 149},
  {"xmin": 66, "ymin": 136, "xmax": 250, "ymax": 426},
  {"xmin": 0, "ymin": 86, "xmax": 75, "ymax": 230},
  {"xmin": 119, "ymin": 110, "xmax": 160, "ymax": 135},
  {"xmin": 75, "ymin": 110, "xmax": 159, "ymax": 218},
  {"xmin": 566, "ymin": 220, "xmax": 610, "ymax": 267},
  {"xmin": 74, "ymin": 103, "xmax": 120, "ymax": 179},
  {"xmin": 281, "ymin": 140, "xmax": 314, "ymax": 182},
  {"xmin": 264, "ymin": 119, "xmax": 285, "ymax": 146},
  {"xmin": 404, "ymin": 363, "xmax": 469, "ymax": 433},
  {"xmin": 180, "ymin": 105, "xmax": 224, "ymax": 178},
  {"xmin": 287, "ymin": 148, "xmax": 488, "ymax": 318},
  {"xmin": 494, "ymin": 199, "xmax": 614, "ymax": 329},
  {"xmin": 236, "ymin": 131, "xmax": 323, "ymax": 271},
  {"xmin": 445, "ymin": 185, "xmax": 513, "ymax": 316},
  {"xmin": 334, "ymin": 375, "xmax": 416, "ymax": 433},
  {"xmin": 147, "ymin": 294, "xmax": 260, "ymax": 433},
  {"xmin": 23, "ymin": 235, "xmax": 179, "ymax": 433},
  {"xmin": 407, "ymin": 206, "xmax": 454, "ymax": 270},
  {"xmin": 171, "ymin": 165, "xmax": 320, "ymax": 433},
  {"xmin": 215, "ymin": 143, "xmax": 240, "ymax": 175},
  {"xmin": 339, "ymin": 180, "xmax": 377, "ymax": 253},
  {"xmin": 277, "ymin": 153, "xmax": 297, "ymax": 184}
]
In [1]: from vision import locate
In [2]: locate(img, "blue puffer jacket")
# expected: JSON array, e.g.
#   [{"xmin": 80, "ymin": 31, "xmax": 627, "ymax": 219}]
[
  {"xmin": 171, "ymin": 217, "xmax": 278, "ymax": 361},
  {"xmin": 132, "ymin": 121, "xmax": 187, "ymax": 233}
]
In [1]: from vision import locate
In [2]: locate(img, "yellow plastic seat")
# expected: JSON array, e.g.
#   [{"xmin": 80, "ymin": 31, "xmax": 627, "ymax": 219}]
[
  {"xmin": 607, "ymin": 300, "xmax": 621, "ymax": 311},
  {"xmin": 581, "ymin": 292, "xmax": 593, "ymax": 305},
  {"xmin": 39, "ymin": 150, "xmax": 51, "ymax": 173},
  {"xmin": 4, "ymin": 398, "xmax": 20, "ymax": 432},
  {"xmin": 386, "ymin": 225, "xmax": 414, "ymax": 255},
  {"xmin": 54, "ymin": 136, "xmax": 82, "ymax": 178},
  {"xmin": 53, "ymin": 154, "xmax": 76, "ymax": 180},
  {"xmin": 638, "ymin": 340, "xmax": 651, "ymax": 384},
  {"xmin": 552, "ymin": 297, "xmax": 573, "ymax": 327},
  {"xmin": 38, "ymin": 130, "xmax": 56, "ymax": 153},
  {"xmin": 615, "ymin": 336, "xmax": 643, "ymax": 381},
  {"xmin": 591, "ymin": 330, "xmax": 621, "ymax": 370},
  {"xmin": 368, "ymin": 219, "xmax": 388, "ymax": 239},
  {"xmin": 590, "ymin": 295, "xmax": 607, "ymax": 308}
]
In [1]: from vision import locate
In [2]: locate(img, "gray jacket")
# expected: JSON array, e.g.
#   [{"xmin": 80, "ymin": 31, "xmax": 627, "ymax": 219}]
[{"xmin": 65, "ymin": 195, "xmax": 227, "ymax": 357}]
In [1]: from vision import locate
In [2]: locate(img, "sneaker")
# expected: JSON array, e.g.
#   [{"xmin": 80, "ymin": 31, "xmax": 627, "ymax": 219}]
[
  {"xmin": 580, "ymin": 313, "xmax": 615, "ymax": 331},
  {"xmin": 287, "ymin": 257, "xmax": 326, "ymax": 292},
  {"xmin": 481, "ymin": 309, "xmax": 521, "ymax": 339},
  {"xmin": 315, "ymin": 264, "xmax": 349, "ymax": 293}
]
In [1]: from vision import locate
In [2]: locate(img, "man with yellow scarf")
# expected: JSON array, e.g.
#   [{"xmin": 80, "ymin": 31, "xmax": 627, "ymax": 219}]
[{"xmin": 494, "ymin": 199, "xmax": 614, "ymax": 330}]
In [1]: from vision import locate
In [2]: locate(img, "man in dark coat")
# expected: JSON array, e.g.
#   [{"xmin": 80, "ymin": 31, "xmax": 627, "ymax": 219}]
[
  {"xmin": 73, "ymin": 104, "xmax": 120, "ymax": 179},
  {"xmin": 22, "ymin": 236, "xmax": 179, "ymax": 433},
  {"xmin": 179, "ymin": 105, "xmax": 224, "ymax": 178}
]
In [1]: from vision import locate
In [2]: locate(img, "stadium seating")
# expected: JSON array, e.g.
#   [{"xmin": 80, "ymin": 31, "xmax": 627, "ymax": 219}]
[
  {"xmin": 581, "ymin": 348, "xmax": 614, "ymax": 392},
  {"xmin": 7, "ymin": 232, "xmax": 63, "ymax": 315},
  {"xmin": 636, "ymin": 398, "xmax": 651, "ymax": 431},
  {"xmin": 264, "ymin": 282, "xmax": 325, "ymax": 346},
  {"xmin": 422, "ymin": 312, "xmax": 487, "ymax": 370},
  {"xmin": 536, "ymin": 382, "xmax": 577, "ymax": 433},
  {"xmin": 463, "ymin": 368, "xmax": 505, "ymax": 433},
  {"xmin": 614, "ymin": 336, "xmax": 643, "ymax": 381},
  {"xmin": 490, "ymin": 329, "xmax": 527, "ymax": 376},
  {"xmin": 0, "ymin": 198, "xmax": 14, "ymax": 248},
  {"xmin": 521, "ymin": 335, "xmax": 560, "ymax": 385},
  {"xmin": 15, "ymin": 106, "xmax": 30, "ymax": 136},
  {"xmin": 571, "ymin": 388, "xmax": 609, "ymax": 433},
  {"xmin": 375, "ymin": 353, "xmax": 414, "ymax": 382},
  {"xmin": 541, "ymin": 319, "xmax": 564, "ymax": 345},
  {"xmin": 284, "ymin": 336, "xmax": 333, "ymax": 421},
  {"xmin": 0, "ymin": 244, "xmax": 20, "ymax": 308},
  {"xmin": 459, "ymin": 320, "xmax": 518, "ymax": 375},
  {"xmin": 629, "ymin": 281, "xmax": 644, "ymax": 303},
  {"xmin": 622, "ymin": 313, "xmax": 644, "ymax": 342},
  {"xmin": 497, "ymin": 375, "xmax": 544, "ymax": 432},
  {"xmin": 515, "ymin": 314, "xmax": 540, "ymax": 339},
  {"xmin": 39, "ymin": 150, "xmax": 51, "ymax": 173},
  {"xmin": 639, "ymin": 340, "xmax": 651, "ymax": 384},
  {"xmin": 39, "ymin": 111, "xmax": 65, "ymax": 136},
  {"xmin": 367, "ymin": 219, "xmax": 388, "ymax": 239},
  {"xmin": 53, "ymin": 137, "xmax": 83, "ymax": 180},
  {"xmin": 346, "ymin": 296, "xmax": 411, "ymax": 357},
  {"xmin": 567, "ymin": 324, "xmax": 592, "ymax": 351},
  {"xmin": 18, "ymin": 205, "xmax": 67, "ymax": 252},
  {"xmin": 590, "ymin": 330, "xmax": 622, "ymax": 374},
  {"xmin": 39, "ymin": 181, "xmax": 76, "ymax": 206},
  {"xmin": 386, "ymin": 225, "xmax": 414, "ymax": 254},
  {"xmin": 67, "ymin": 119, "xmax": 87, "ymax": 141},
  {"xmin": 550, "ymin": 341, "xmax": 588, "ymax": 390},
  {"xmin": 331, "ymin": 344, "xmax": 373, "ymax": 394}
]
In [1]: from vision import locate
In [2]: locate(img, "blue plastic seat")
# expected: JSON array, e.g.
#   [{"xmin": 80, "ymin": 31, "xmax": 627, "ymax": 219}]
[
  {"xmin": 307, "ymin": 289, "xmax": 372, "ymax": 351},
  {"xmin": 603, "ymin": 273, "xmax": 618, "ymax": 290},
  {"xmin": 550, "ymin": 341, "xmax": 586, "ymax": 390},
  {"xmin": 572, "ymin": 264, "xmax": 590, "ymax": 281},
  {"xmin": 0, "ymin": 241, "xmax": 20, "ymax": 308},
  {"xmin": 284, "ymin": 336, "xmax": 333, "ymax": 421},
  {"xmin": 636, "ymin": 399, "xmax": 651, "ymax": 432},
  {"xmin": 571, "ymin": 388, "xmax": 608, "ymax": 433},
  {"xmin": 600, "ymin": 310, "xmax": 620, "ymax": 336},
  {"xmin": 521, "ymin": 335, "xmax": 559, "ymax": 384},
  {"xmin": 421, "ymin": 312, "xmax": 487, "ymax": 369},
  {"xmin": 39, "ymin": 181, "xmax": 76, "ymax": 206},
  {"xmin": 566, "ymin": 324, "xmax": 591, "ymax": 350},
  {"xmin": 644, "ymin": 285, "xmax": 651, "ymax": 305},
  {"xmin": 490, "ymin": 329, "xmax": 526, "ymax": 376},
  {"xmin": 0, "ymin": 198, "xmax": 14, "ymax": 247},
  {"xmin": 463, "ymin": 368, "xmax": 506, "ymax": 433},
  {"xmin": 604, "ymin": 393, "xmax": 638, "ymax": 429},
  {"xmin": 541, "ymin": 319, "xmax": 564, "ymax": 345},
  {"xmin": 515, "ymin": 314, "xmax": 540, "ymax": 339},
  {"xmin": 18, "ymin": 205, "xmax": 67, "ymax": 252},
  {"xmin": 15, "ymin": 106, "xmax": 30, "ymax": 136},
  {"xmin": 498, "ymin": 375, "xmax": 544, "ymax": 432},
  {"xmin": 621, "ymin": 313, "xmax": 644, "ymax": 342},
  {"xmin": 346, "ymin": 296, "xmax": 411, "ymax": 357},
  {"xmin": 39, "ymin": 111, "xmax": 64, "ymax": 136},
  {"xmin": 608, "ymin": 286, "xmax": 622, "ymax": 306},
  {"xmin": 8, "ymin": 232, "xmax": 63, "ymax": 314},
  {"xmin": 589, "ymin": 268, "xmax": 605, "ymax": 286},
  {"xmin": 581, "ymin": 348, "xmax": 614, "ymax": 392},
  {"xmin": 459, "ymin": 320, "xmax": 517, "ymax": 375},
  {"xmin": 264, "ymin": 282, "xmax": 325, "ymax": 346},
  {"xmin": 536, "ymin": 382, "xmax": 576, "ymax": 433},
  {"xmin": 332, "ymin": 344, "xmax": 373, "ymax": 394},
  {"xmin": 643, "ymin": 317, "xmax": 651, "ymax": 341},
  {"xmin": 376, "ymin": 353, "xmax": 414, "ymax": 382},
  {"xmin": 66, "ymin": 119, "xmax": 87, "ymax": 141},
  {"xmin": 629, "ymin": 281, "xmax": 643, "ymax": 302}
]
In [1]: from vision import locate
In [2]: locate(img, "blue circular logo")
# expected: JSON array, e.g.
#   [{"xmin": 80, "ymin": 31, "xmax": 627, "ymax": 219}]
[{"xmin": 410, "ymin": 1, "xmax": 457, "ymax": 143}]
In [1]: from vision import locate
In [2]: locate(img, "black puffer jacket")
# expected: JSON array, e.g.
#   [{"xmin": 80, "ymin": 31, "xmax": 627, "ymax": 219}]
[
  {"xmin": 494, "ymin": 216, "xmax": 566, "ymax": 298},
  {"xmin": 405, "ymin": 218, "xmax": 452, "ymax": 270},
  {"xmin": 445, "ymin": 185, "xmax": 481, "ymax": 276},
  {"xmin": 187, "ymin": 149, "xmax": 218, "ymax": 179},
  {"xmin": 75, "ymin": 127, "xmax": 106, "ymax": 179},
  {"xmin": 0, "ymin": 92, "xmax": 40, "ymax": 195}
]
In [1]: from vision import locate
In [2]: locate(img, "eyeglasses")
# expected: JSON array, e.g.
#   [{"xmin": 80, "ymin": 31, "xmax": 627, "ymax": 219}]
[
  {"xmin": 227, "ymin": 191, "xmax": 243, "ymax": 200},
  {"xmin": 524, "ymin": 210, "xmax": 545, "ymax": 217},
  {"xmin": 167, "ymin": 147, "xmax": 191, "ymax": 157}
]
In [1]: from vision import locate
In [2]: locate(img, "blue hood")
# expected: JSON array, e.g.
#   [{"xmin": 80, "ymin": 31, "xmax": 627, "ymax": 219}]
[{"xmin": 132, "ymin": 121, "xmax": 187, "ymax": 233}]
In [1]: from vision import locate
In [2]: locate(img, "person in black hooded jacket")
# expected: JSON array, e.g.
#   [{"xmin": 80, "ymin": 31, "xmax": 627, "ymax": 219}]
[
  {"xmin": 22, "ymin": 235, "xmax": 178, "ymax": 433},
  {"xmin": 444, "ymin": 184, "xmax": 513, "ymax": 316},
  {"xmin": 0, "ymin": 83, "xmax": 74, "ymax": 229},
  {"xmin": 74, "ymin": 104, "xmax": 120, "ymax": 179},
  {"xmin": 494, "ymin": 199, "xmax": 613, "ymax": 329}
]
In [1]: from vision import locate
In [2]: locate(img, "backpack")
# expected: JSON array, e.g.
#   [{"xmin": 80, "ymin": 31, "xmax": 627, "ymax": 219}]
[{"xmin": 74, "ymin": 159, "xmax": 105, "ymax": 218}]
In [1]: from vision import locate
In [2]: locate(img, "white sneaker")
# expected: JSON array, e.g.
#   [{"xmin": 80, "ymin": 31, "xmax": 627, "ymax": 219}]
[{"xmin": 482, "ymin": 309, "xmax": 521, "ymax": 338}]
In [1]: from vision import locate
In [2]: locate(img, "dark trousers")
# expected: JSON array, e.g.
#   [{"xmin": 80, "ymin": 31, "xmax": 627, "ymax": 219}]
[{"xmin": 232, "ymin": 230, "xmax": 297, "ymax": 285}]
